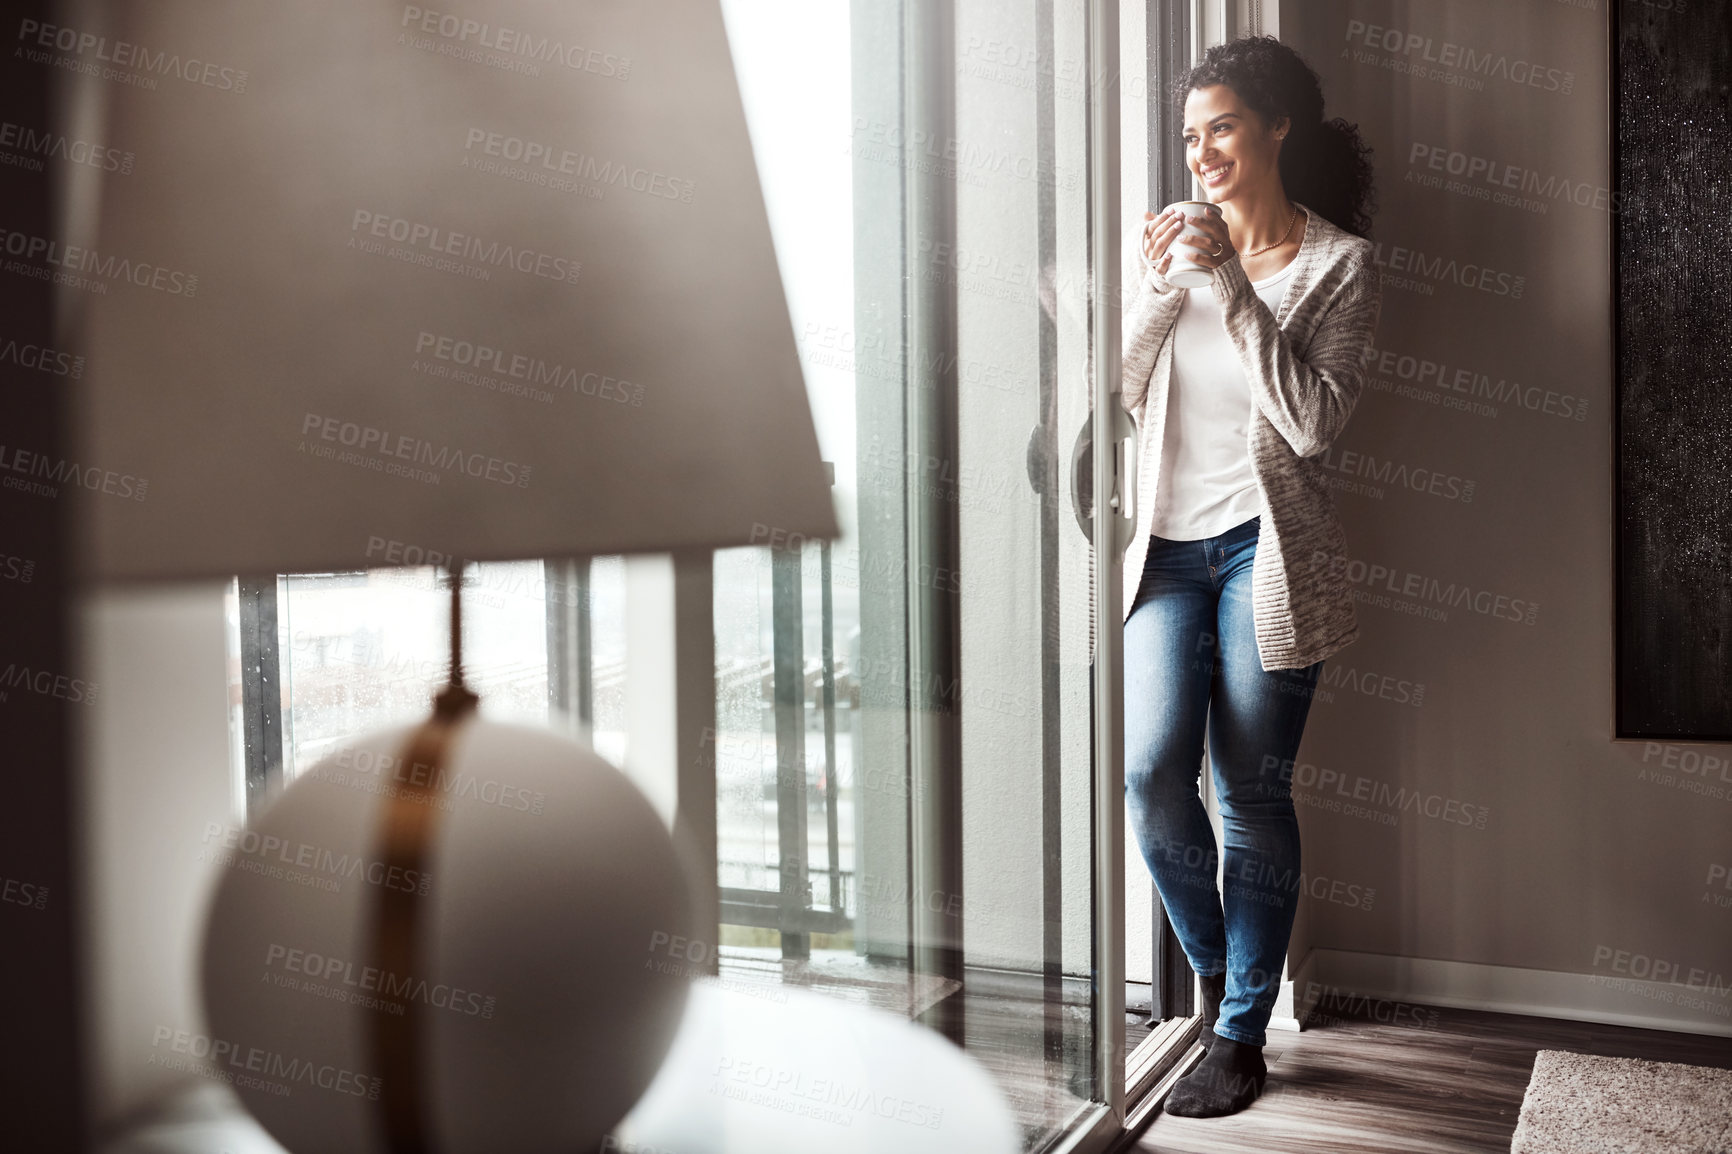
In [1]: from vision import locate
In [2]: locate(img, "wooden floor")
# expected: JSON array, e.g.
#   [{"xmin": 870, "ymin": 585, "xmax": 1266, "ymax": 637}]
[{"xmin": 1135, "ymin": 1001, "xmax": 1732, "ymax": 1153}]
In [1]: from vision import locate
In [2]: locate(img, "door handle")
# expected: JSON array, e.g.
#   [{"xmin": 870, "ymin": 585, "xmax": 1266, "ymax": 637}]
[
  {"xmin": 1070, "ymin": 408, "xmax": 1138, "ymax": 559},
  {"xmin": 1069, "ymin": 416, "xmax": 1094, "ymax": 540},
  {"xmin": 1109, "ymin": 406, "xmax": 1138, "ymax": 559}
]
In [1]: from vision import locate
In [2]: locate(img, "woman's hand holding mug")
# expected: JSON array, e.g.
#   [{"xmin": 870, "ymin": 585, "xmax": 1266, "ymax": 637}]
[
  {"xmin": 1142, "ymin": 202, "xmax": 1234, "ymax": 287},
  {"xmin": 1141, "ymin": 208, "xmax": 1187, "ymax": 275}
]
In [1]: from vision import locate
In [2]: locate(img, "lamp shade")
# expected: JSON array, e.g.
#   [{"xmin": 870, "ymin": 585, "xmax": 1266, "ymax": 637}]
[{"xmin": 59, "ymin": 0, "xmax": 837, "ymax": 581}]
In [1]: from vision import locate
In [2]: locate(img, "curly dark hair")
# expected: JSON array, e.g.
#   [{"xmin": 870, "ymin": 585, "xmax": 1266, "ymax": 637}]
[{"xmin": 1173, "ymin": 35, "xmax": 1376, "ymax": 238}]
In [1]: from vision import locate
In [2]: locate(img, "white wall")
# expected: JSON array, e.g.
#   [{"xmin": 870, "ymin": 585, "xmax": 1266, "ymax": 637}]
[
  {"xmin": 76, "ymin": 583, "xmax": 237, "ymax": 1129},
  {"xmin": 1275, "ymin": 0, "xmax": 1730, "ymax": 1035}
]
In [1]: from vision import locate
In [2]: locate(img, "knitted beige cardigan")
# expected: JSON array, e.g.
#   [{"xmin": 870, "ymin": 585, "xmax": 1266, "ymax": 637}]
[{"xmin": 1121, "ymin": 203, "xmax": 1383, "ymax": 671}]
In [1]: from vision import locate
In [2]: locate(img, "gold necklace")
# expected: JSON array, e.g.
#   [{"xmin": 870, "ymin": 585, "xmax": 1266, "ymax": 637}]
[{"xmin": 1241, "ymin": 203, "xmax": 1299, "ymax": 257}]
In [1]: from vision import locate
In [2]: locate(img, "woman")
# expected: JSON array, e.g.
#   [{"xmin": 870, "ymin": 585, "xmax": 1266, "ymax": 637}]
[{"xmin": 1121, "ymin": 36, "xmax": 1380, "ymax": 1118}]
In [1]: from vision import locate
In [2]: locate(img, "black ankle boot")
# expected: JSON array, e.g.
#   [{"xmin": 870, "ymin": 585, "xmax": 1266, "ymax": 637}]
[
  {"xmin": 1163, "ymin": 1035, "xmax": 1267, "ymax": 1118},
  {"xmin": 1197, "ymin": 972, "xmax": 1227, "ymax": 1053}
]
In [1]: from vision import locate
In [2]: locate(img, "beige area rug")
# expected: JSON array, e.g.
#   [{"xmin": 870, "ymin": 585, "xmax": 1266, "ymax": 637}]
[{"xmin": 1510, "ymin": 1050, "xmax": 1732, "ymax": 1153}]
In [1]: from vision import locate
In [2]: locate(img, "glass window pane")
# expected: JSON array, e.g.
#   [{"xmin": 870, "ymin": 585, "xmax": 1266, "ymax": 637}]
[
  {"xmin": 273, "ymin": 561, "xmax": 554, "ymax": 777},
  {"xmin": 587, "ymin": 556, "xmax": 630, "ymax": 768},
  {"xmin": 713, "ymin": 1, "xmax": 1109, "ymax": 1147}
]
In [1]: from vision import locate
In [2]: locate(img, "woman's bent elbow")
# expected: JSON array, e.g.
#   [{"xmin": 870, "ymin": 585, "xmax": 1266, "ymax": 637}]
[{"xmin": 1288, "ymin": 411, "xmax": 1354, "ymax": 460}]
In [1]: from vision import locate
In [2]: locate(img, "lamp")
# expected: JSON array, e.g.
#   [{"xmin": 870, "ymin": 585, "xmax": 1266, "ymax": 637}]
[
  {"xmin": 57, "ymin": 1, "xmax": 837, "ymax": 1150},
  {"xmin": 200, "ymin": 568, "xmax": 695, "ymax": 1153}
]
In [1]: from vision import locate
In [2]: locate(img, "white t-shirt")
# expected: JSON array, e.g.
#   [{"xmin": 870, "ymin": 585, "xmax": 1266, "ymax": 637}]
[{"xmin": 1148, "ymin": 261, "xmax": 1296, "ymax": 541}]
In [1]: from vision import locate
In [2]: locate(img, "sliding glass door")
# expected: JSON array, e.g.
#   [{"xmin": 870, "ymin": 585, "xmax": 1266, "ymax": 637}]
[{"xmin": 706, "ymin": 0, "xmax": 1160, "ymax": 1149}]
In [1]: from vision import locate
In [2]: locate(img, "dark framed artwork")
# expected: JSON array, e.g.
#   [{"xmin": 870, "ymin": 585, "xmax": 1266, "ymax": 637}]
[{"xmin": 1614, "ymin": 0, "xmax": 1732, "ymax": 740}]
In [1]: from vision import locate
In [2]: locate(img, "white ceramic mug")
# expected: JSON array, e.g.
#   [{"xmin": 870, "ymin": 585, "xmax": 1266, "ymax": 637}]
[{"xmin": 1156, "ymin": 200, "xmax": 1224, "ymax": 288}]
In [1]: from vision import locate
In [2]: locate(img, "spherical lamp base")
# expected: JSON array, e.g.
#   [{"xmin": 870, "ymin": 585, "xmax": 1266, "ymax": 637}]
[{"xmin": 200, "ymin": 718, "xmax": 695, "ymax": 1154}]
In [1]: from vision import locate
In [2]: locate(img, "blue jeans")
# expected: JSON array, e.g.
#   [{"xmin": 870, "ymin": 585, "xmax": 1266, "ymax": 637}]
[{"xmin": 1123, "ymin": 514, "xmax": 1321, "ymax": 1047}]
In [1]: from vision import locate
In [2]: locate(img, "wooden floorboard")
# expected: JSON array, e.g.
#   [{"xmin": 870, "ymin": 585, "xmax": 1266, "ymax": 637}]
[{"xmin": 1135, "ymin": 1003, "xmax": 1732, "ymax": 1154}]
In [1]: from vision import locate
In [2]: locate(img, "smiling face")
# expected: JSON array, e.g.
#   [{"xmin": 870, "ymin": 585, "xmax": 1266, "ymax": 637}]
[{"xmin": 1182, "ymin": 84, "xmax": 1288, "ymax": 204}]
